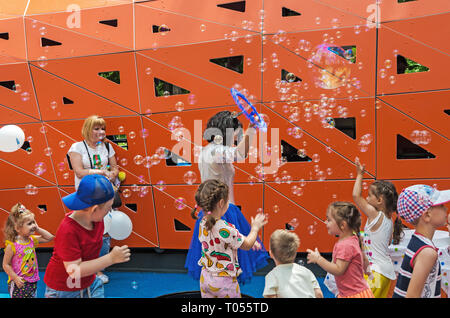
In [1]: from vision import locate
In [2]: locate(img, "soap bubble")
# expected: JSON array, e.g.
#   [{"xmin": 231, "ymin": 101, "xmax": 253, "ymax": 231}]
[
  {"xmin": 134, "ymin": 155, "xmax": 144, "ymax": 165},
  {"xmin": 122, "ymin": 189, "xmax": 131, "ymax": 198},
  {"xmin": 200, "ymin": 24, "xmax": 206, "ymax": 32},
  {"xmin": 410, "ymin": 130, "xmax": 431, "ymax": 145},
  {"xmin": 175, "ymin": 101, "xmax": 184, "ymax": 112},
  {"xmin": 286, "ymin": 72, "xmax": 296, "ymax": 83},
  {"xmin": 213, "ymin": 135, "xmax": 223, "ymax": 145},
  {"xmin": 272, "ymin": 205, "xmax": 280, "ymax": 213},
  {"xmin": 57, "ymin": 162, "xmax": 66, "ymax": 171},
  {"xmin": 174, "ymin": 197, "xmax": 187, "ymax": 210},
  {"xmin": 131, "ymin": 281, "xmax": 138, "ymax": 290},
  {"xmin": 312, "ymin": 154, "xmax": 320, "ymax": 163},
  {"xmin": 44, "ymin": 147, "xmax": 53, "ymax": 157},
  {"xmin": 119, "ymin": 158, "xmax": 128, "ymax": 167},
  {"xmin": 308, "ymin": 44, "xmax": 351, "ymax": 90},
  {"xmin": 140, "ymin": 128, "xmax": 149, "ymax": 139},
  {"xmin": 129, "ymin": 131, "xmax": 136, "ymax": 139},
  {"xmin": 287, "ymin": 218, "xmax": 299, "ymax": 230},
  {"xmin": 307, "ymin": 223, "xmax": 317, "ymax": 235},
  {"xmin": 25, "ymin": 184, "xmax": 38, "ymax": 195},
  {"xmin": 34, "ymin": 162, "xmax": 46, "ymax": 175},
  {"xmin": 155, "ymin": 180, "xmax": 166, "ymax": 191},
  {"xmin": 183, "ymin": 171, "xmax": 197, "ymax": 185}
]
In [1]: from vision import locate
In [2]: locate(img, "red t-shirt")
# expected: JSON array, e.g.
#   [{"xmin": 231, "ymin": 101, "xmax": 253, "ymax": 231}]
[
  {"xmin": 44, "ymin": 212, "xmax": 104, "ymax": 291},
  {"xmin": 332, "ymin": 235, "xmax": 370, "ymax": 297}
]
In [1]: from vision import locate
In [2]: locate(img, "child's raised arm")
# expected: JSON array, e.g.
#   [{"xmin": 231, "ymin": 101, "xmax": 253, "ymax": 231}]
[
  {"xmin": 35, "ymin": 223, "xmax": 55, "ymax": 244},
  {"xmin": 352, "ymin": 157, "xmax": 378, "ymax": 221},
  {"xmin": 236, "ymin": 124, "xmax": 257, "ymax": 160},
  {"xmin": 240, "ymin": 213, "xmax": 267, "ymax": 250}
]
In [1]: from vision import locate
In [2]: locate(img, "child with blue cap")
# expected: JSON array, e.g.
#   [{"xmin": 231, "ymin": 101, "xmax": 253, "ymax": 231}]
[{"xmin": 44, "ymin": 174, "xmax": 130, "ymax": 298}]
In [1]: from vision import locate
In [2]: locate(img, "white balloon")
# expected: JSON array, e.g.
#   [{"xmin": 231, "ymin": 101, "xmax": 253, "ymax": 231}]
[
  {"xmin": 0, "ymin": 125, "xmax": 25, "ymax": 152},
  {"xmin": 103, "ymin": 211, "xmax": 112, "ymax": 235},
  {"xmin": 107, "ymin": 210, "xmax": 132, "ymax": 240}
]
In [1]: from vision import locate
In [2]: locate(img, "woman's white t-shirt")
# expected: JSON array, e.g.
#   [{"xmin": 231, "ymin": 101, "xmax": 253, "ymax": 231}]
[
  {"xmin": 197, "ymin": 143, "xmax": 246, "ymax": 204},
  {"xmin": 68, "ymin": 141, "xmax": 115, "ymax": 189}
]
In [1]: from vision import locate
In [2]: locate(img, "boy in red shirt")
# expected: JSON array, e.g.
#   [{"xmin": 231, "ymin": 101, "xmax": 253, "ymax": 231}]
[{"xmin": 44, "ymin": 174, "xmax": 130, "ymax": 298}]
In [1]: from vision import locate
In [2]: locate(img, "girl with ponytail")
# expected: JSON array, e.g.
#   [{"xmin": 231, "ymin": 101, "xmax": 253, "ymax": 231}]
[
  {"xmin": 352, "ymin": 157, "xmax": 403, "ymax": 297},
  {"xmin": 191, "ymin": 180, "xmax": 267, "ymax": 298},
  {"xmin": 307, "ymin": 202, "xmax": 374, "ymax": 298}
]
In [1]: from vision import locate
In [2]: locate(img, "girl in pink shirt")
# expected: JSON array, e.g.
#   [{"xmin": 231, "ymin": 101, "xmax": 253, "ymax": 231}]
[
  {"xmin": 2, "ymin": 203, "xmax": 54, "ymax": 298},
  {"xmin": 307, "ymin": 202, "xmax": 374, "ymax": 298}
]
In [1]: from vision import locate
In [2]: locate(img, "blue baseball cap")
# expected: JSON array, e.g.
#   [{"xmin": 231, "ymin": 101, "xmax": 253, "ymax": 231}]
[{"xmin": 62, "ymin": 174, "xmax": 115, "ymax": 210}]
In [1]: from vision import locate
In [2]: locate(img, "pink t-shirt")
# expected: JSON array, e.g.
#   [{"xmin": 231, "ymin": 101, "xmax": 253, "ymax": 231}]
[{"xmin": 332, "ymin": 235, "xmax": 370, "ymax": 297}]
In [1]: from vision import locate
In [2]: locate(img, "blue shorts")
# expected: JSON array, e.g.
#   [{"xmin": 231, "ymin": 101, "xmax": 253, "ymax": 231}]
[{"xmin": 44, "ymin": 276, "xmax": 104, "ymax": 298}]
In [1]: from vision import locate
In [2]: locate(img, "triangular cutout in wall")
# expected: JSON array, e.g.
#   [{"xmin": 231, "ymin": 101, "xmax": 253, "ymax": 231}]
[
  {"xmin": 174, "ymin": 219, "xmax": 191, "ymax": 231},
  {"xmin": 154, "ymin": 78, "xmax": 190, "ymax": 97},
  {"xmin": 282, "ymin": 7, "xmax": 301, "ymax": 17},
  {"xmin": 396, "ymin": 134, "xmax": 435, "ymax": 159},
  {"xmin": 210, "ymin": 55, "xmax": 244, "ymax": 74},
  {"xmin": 41, "ymin": 37, "xmax": 62, "ymax": 47},
  {"xmin": 281, "ymin": 139, "xmax": 312, "ymax": 162},
  {"xmin": 397, "ymin": 54, "xmax": 429, "ymax": 74},
  {"xmin": 62, "ymin": 97, "xmax": 74, "ymax": 104},
  {"xmin": 0, "ymin": 80, "xmax": 16, "ymax": 91},
  {"xmin": 217, "ymin": 1, "xmax": 246, "ymax": 12},
  {"xmin": 125, "ymin": 203, "xmax": 137, "ymax": 212},
  {"xmin": 98, "ymin": 71, "xmax": 121, "ymax": 84},
  {"xmin": 152, "ymin": 25, "xmax": 171, "ymax": 33},
  {"xmin": 333, "ymin": 117, "xmax": 356, "ymax": 139},
  {"xmin": 99, "ymin": 19, "xmax": 118, "ymax": 27}
]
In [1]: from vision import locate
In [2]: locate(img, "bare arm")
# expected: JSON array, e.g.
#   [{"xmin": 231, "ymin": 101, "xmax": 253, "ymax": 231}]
[
  {"xmin": 105, "ymin": 154, "xmax": 119, "ymax": 182},
  {"xmin": 64, "ymin": 245, "xmax": 130, "ymax": 279},
  {"xmin": 406, "ymin": 247, "xmax": 438, "ymax": 298},
  {"xmin": 236, "ymin": 125, "xmax": 257, "ymax": 159},
  {"xmin": 352, "ymin": 157, "xmax": 379, "ymax": 221},
  {"xmin": 307, "ymin": 248, "xmax": 350, "ymax": 276},
  {"xmin": 239, "ymin": 213, "xmax": 267, "ymax": 251},
  {"xmin": 314, "ymin": 288, "xmax": 324, "ymax": 298},
  {"xmin": 35, "ymin": 225, "xmax": 55, "ymax": 244},
  {"xmin": 2, "ymin": 244, "xmax": 24, "ymax": 288}
]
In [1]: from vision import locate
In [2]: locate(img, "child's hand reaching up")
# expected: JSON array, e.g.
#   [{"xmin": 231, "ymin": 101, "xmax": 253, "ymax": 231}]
[
  {"xmin": 355, "ymin": 157, "xmax": 365, "ymax": 176},
  {"xmin": 251, "ymin": 213, "xmax": 268, "ymax": 231},
  {"xmin": 306, "ymin": 248, "xmax": 321, "ymax": 264}
]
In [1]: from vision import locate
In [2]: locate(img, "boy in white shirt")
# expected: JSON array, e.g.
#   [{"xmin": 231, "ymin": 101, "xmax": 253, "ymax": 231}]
[{"xmin": 263, "ymin": 229, "xmax": 324, "ymax": 298}]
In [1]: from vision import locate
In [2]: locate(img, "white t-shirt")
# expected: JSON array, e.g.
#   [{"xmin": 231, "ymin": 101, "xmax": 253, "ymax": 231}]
[
  {"xmin": 197, "ymin": 143, "xmax": 246, "ymax": 204},
  {"xmin": 68, "ymin": 141, "xmax": 115, "ymax": 189},
  {"xmin": 363, "ymin": 211, "xmax": 396, "ymax": 280},
  {"xmin": 263, "ymin": 263, "xmax": 321, "ymax": 298}
]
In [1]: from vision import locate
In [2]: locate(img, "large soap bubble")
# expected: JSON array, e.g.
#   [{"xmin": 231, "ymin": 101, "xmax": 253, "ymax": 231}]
[{"xmin": 308, "ymin": 44, "xmax": 351, "ymax": 90}]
